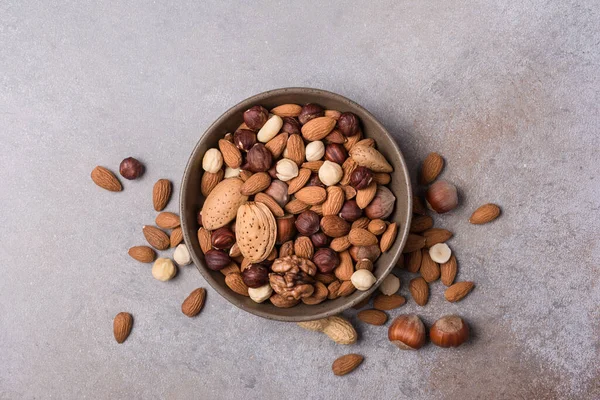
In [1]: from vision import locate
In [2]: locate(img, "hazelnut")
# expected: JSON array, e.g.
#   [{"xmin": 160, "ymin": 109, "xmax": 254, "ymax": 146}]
[
  {"xmin": 298, "ymin": 103, "xmax": 324, "ymax": 125},
  {"xmin": 388, "ymin": 314, "xmax": 426, "ymax": 350},
  {"xmin": 268, "ymin": 164, "xmax": 278, "ymax": 179},
  {"xmin": 336, "ymin": 112, "xmax": 360, "ymax": 137},
  {"xmin": 318, "ymin": 160, "xmax": 343, "ymax": 186},
  {"xmin": 264, "ymin": 180, "xmax": 289, "ymax": 207},
  {"xmin": 350, "ymin": 269, "xmax": 376, "ymax": 291},
  {"xmin": 233, "ymin": 129, "xmax": 257, "ymax": 151},
  {"xmin": 242, "ymin": 265, "xmax": 269, "ymax": 288},
  {"xmin": 312, "ymin": 248, "xmax": 340, "ymax": 273},
  {"xmin": 257, "ymin": 114, "xmax": 283, "ymax": 143},
  {"xmin": 211, "ymin": 226, "xmax": 235, "ymax": 250},
  {"xmin": 349, "ymin": 245, "xmax": 381, "ymax": 262},
  {"xmin": 224, "ymin": 167, "xmax": 241, "ymax": 178},
  {"xmin": 426, "ymin": 180, "xmax": 458, "ymax": 214},
  {"xmin": 339, "ymin": 200, "xmax": 363, "ymax": 222},
  {"xmin": 295, "ymin": 210, "xmax": 320, "ymax": 236},
  {"xmin": 379, "ymin": 274, "xmax": 400, "ymax": 295},
  {"xmin": 246, "ymin": 143, "xmax": 273, "ymax": 172},
  {"xmin": 173, "ymin": 244, "xmax": 191, "ymax": 266},
  {"xmin": 281, "ymin": 117, "xmax": 301, "ymax": 135},
  {"xmin": 305, "ymin": 141, "xmax": 325, "ymax": 162},
  {"xmin": 204, "ymin": 249, "xmax": 231, "ymax": 271},
  {"xmin": 307, "ymin": 173, "xmax": 325, "ymax": 188},
  {"xmin": 310, "ymin": 232, "xmax": 329, "ymax": 248},
  {"xmin": 119, "ymin": 157, "xmax": 144, "ymax": 180},
  {"xmin": 243, "ymin": 105, "xmax": 268, "ymax": 130},
  {"xmin": 202, "ymin": 148, "xmax": 223, "ymax": 173},
  {"xmin": 429, "ymin": 243, "xmax": 452, "ymax": 263},
  {"xmin": 248, "ymin": 284, "xmax": 273, "ymax": 303},
  {"xmin": 429, "ymin": 315, "xmax": 469, "ymax": 348},
  {"xmin": 325, "ymin": 143, "xmax": 348, "ymax": 164},
  {"xmin": 152, "ymin": 258, "xmax": 177, "ymax": 281},
  {"xmin": 275, "ymin": 158, "xmax": 299, "ymax": 182},
  {"xmin": 355, "ymin": 259, "xmax": 373, "ymax": 271},
  {"xmin": 276, "ymin": 214, "xmax": 296, "ymax": 244},
  {"xmin": 350, "ymin": 166, "xmax": 373, "ymax": 190},
  {"xmin": 365, "ymin": 186, "xmax": 396, "ymax": 219},
  {"xmin": 279, "ymin": 240, "xmax": 294, "ymax": 257}
]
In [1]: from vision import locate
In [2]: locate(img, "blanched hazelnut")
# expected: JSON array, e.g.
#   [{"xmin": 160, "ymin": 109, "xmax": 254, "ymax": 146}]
[
  {"xmin": 152, "ymin": 258, "xmax": 177, "ymax": 281},
  {"xmin": 295, "ymin": 210, "xmax": 320, "ymax": 236},
  {"xmin": 264, "ymin": 180, "xmax": 289, "ymax": 207},
  {"xmin": 248, "ymin": 284, "xmax": 273, "ymax": 303},
  {"xmin": 246, "ymin": 143, "xmax": 272, "ymax": 172},
  {"xmin": 379, "ymin": 274, "xmax": 400, "ymax": 295},
  {"xmin": 350, "ymin": 269, "xmax": 376, "ymax": 291},
  {"xmin": 318, "ymin": 160, "xmax": 343, "ymax": 186},
  {"xmin": 243, "ymin": 105, "xmax": 268, "ymax": 130},
  {"xmin": 337, "ymin": 112, "xmax": 360, "ymax": 136},
  {"xmin": 173, "ymin": 244, "xmax": 191, "ymax": 266},
  {"xmin": 234, "ymin": 129, "xmax": 257, "ymax": 151},
  {"xmin": 119, "ymin": 157, "xmax": 144, "ymax": 180},
  {"xmin": 325, "ymin": 144, "xmax": 347, "ymax": 164},
  {"xmin": 350, "ymin": 166, "xmax": 373, "ymax": 190},
  {"xmin": 298, "ymin": 103, "xmax": 324, "ymax": 125},
  {"xmin": 281, "ymin": 117, "xmax": 301, "ymax": 135},
  {"xmin": 276, "ymin": 158, "xmax": 299, "ymax": 181},
  {"xmin": 202, "ymin": 148, "xmax": 223, "ymax": 173},
  {"xmin": 313, "ymin": 248, "xmax": 340, "ymax": 273},
  {"xmin": 339, "ymin": 200, "xmax": 363, "ymax": 222},
  {"xmin": 257, "ymin": 114, "xmax": 283, "ymax": 143},
  {"xmin": 305, "ymin": 141, "xmax": 325, "ymax": 162},
  {"xmin": 224, "ymin": 167, "xmax": 241, "ymax": 178}
]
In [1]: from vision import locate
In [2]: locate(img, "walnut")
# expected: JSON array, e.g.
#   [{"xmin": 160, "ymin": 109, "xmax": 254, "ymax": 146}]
[
  {"xmin": 271, "ymin": 255, "xmax": 317, "ymax": 276},
  {"xmin": 269, "ymin": 256, "xmax": 317, "ymax": 299}
]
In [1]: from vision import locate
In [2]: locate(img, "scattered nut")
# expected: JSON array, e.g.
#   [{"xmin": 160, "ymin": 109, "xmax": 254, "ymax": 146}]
[
  {"xmin": 429, "ymin": 315, "xmax": 469, "ymax": 347},
  {"xmin": 426, "ymin": 180, "xmax": 458, "ymax": 214},
  {"xmin": 173, "ymin": 244, "xmax": 191, "ymax": 266},
  {"xmin": 152, "ymin": 258, "xmax": 177, "ymax": 281},
  {"xmin": 388, "ymin": 314, "xmax": 426, "ymax": 350},
  {"xmin": 119, "ymin": 157, "xmax": 144, "ymax": 180},
  {"xmin": 429, "ymin": 243, "xmax": 452, "ymax": 263},
  {"xmin": 379, "ymin": 274, "xmax": 400, "ymax": 295}
]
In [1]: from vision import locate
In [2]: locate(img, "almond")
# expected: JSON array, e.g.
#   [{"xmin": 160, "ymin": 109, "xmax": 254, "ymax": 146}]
[
  {"xmin": 409, "ymin": 277, "xmax": 429, "ymax": 306},
  {"xmin": 327, "ymin": 281, "xmax": 342, "ymax": 299},
  {"xmin": 254, "ymin": 192, "xmax": 285, "ymax": 217},
  {"xmin": 402, "ymin": 234, "xmax": 426, "ymax": 253},
  {"xmin": 356, "ymin": 182, "xmax": 377, "ymax": 209},
  {"xmin": 445, "ymin": 281, "xmax": 474, "ymax": 302},
  {"xmin": 197, "ymin": 227, "xmax": 212, "ymax": 254},
  {"xmin": 379, "ymin": 222, "xmax": 398, "ymax": 252},
  {"xmin": 405, "ymin": 250, "xmax": 422, "ymax": 273},
  {"xmin": 201, "ymin": 178, "xmax": 248, "ymax": 230},
  {"xmin": 91, "ymin": 166, "xmax": 122, "ymax": 192},
  {"xmin": 324, "ymin": 110, "xmax": 342, "ymax": 120},
  {"xmin": 270, "ymin": 293, "xmax": 300, "ymax": 308},
  {"xmin": 218, "ymin": 139, "xmax": 242, "ymax": 168},
  {"xmin": 334, "ymin": 251, "xmax": 354, "ymax": 281},
  {"xmin": 302, "ymin": 281, "xmax": 328, "ymax": 305},
  {"xmin": 440, "ymin": 255, "xmax": 458, "ymax": 286},
  {"xmin": 153, "ymin": 179, "xmax": 172, "ymax": 211},
  {"xmin": 321, "ymin": 215, "xmax": 351, "ymax": 238},
  {"xmin": 357, "ymin": 309, "xmax": 388, "ymax": 325},
  {"xmin": 286, "ymin": 134, "xmax": 305, "ymax": 166},
  {"xmin": 372, "ymin": 173, "xmax": 391, "ymax": 185},
  {"xmin": 229, "ymin": 243, "xmax": 242, "ymax": 258},
  {"xmin": 332, "ymin": 354, "xmax": 364, "ymax": 376},
  {"xmin": 143, "ymin": 225, "xmax": 170, "ymax": 250},
  {"xmin": 348, "ymin": 228, "xmax": 378, "ymax": 246},
  {"xmin": 420, "ymin": 249, "xmax": 440, "ymax": 282},
  {"xmin": 373, "ymin": 294, "xmax": 406, "ymax": 310},
  {"xmin": 337, "ymin": 280, "xmax": 356, "ymax": 297},
  {"xmin": 368, "ymin": 219, "xmax": 387, "ymax": 235},
  {"xmin": 155, "ymin": 212, "xmax": 180, "ymax": 229},
  {"xmin": 113, "ymin": 312, "xmax": 133, "ymax": 343},
  {"xmin": 352, "ymin": 217, "xmax": 370, "ymax": 230},
  {"xmin": 419, "ymin": 152, "xmax": 444, "ymax": 184},
  {"xmin": 412, "ymin": 195, "xmax": 428, "ymax": 215},
  {"xmin": 469, "ymin": 203, "xmax": 501, "ymax": 224},
  {"xmin": 239, "ymin": 170, "xmax": 253, "ymax": 181},
  {"xmin": 301, "ymin": 116, "xmax": 336, "ymax": 141},
  {"xmin": 343, "ymin": 131, "xmax": 363, "ymax": 151},
  {"xmin": 225, "ymin": 273, "xmax": 249, "ymax": 296},
  {"xmin": 294, "ymin": 186, "xmax": 327, "ymax": 205},
  {"xmin": 284, "ymin": 198, "xmax": 310, "ymax": 214},
  {"xmin": 201, "ymin": 170, "xmax": 224, "ymax": 197},
  {"xmin": 310, "ymin": 204, "xmax": 323, "ymax": 215},
  {"xmin": 181, "ymin": 288, "xmax": 206, "ymax": 317},
  {"xmin": 170, "ymin": 227, "xmax": 183, "ymax": 248},
  {"xmin": 340, "ymin": 158, "xmax": 358, "ymax": 185},
  {"xmin": 322, "ymin": 186, "xmax": 345, "ymax": 215},
  {"xmin": 235, "ymin": 202, "xmax": 276, "ymax": 263},
  {"xmin": 128, "ymin": 246, "xmax": 156, "ymax": 263},
  {"xmin": 423, "ymin": 228, "xmax": 453, "ymax": 247},
  {"xmin": 270, "ymin": 103, "xmax": 302, "ymax": 117},
  {"xmin": 349, "ymin": 145, "xmax": 393, "ymax": 173},
  {"xmin": 220, "ymin": 262, "xmax": 241, "ymax": 276},
  {"xmin": 294, "ymin": 236, "xmax": 314, "ymax": 259},
  {"xmin": 240, "ymin": 172, "xmax": 271, "ymax": 196},
  {"xmin": 301, "ymin": 160, "xmax": 324, "ymax": 172},
  {"xmin": 287, "ymin": 168, "xmax": 312, "ymax": 195},
  {"xmin": 265, "ymin": 132, "xmax": 288, "ymax": 158},
  {"xmin": 324, "ymin": 129, "xmax": 347, "ymax": 144},
  {"xmin": 330, "ymin": 236, "xmax": 351, "ymax": 252},
  {"xmin": 315, "ymin": 273, "xmax": 337, "ymax": 285},
  {"xmin": 341, "ymin": 185, "xmax": 357, "ymax": 200},
  {"xmin": 410, "ymin": 215, "xmax": 433, "ymax": 233}
]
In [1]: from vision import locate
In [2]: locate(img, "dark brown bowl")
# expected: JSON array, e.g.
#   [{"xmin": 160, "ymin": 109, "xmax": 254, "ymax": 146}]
[{"xmin": 180, "ymin": 88, "xmax": 412, "ymax": 322}]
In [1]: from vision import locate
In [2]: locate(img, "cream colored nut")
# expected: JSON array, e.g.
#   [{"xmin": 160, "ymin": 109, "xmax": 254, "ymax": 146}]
[
  {"xmin": 305, "ymin": 141, "xmax": 325, "ymax": 162},
  {"xmin": 429, "ymin": 243, "xmax": 452, "ymax": 263},
  {"xmin": 173, "ymin": 244, "xmax": 191, "ymax": 266},
  {"xmin": 379, "ymin": 274, "xmax": 400, "ymax": 295},
  {"xmin": 202, "ymin": 148, "xmax": 223, "ymax": 173},
  {"xmin": 257, "ymin": 114, "xmax": 283, "ymax": 143},
  {"xmin": 318, "ymin": 160, "xmax": 343, "ymax": 186},
  {"xmin": 248, "ymin": 284, "xmax": 273, "ymax": 303},
  {"xmin": 350, "ymin": 269, "xmax": 376, "ymax": 291},
  {"xmin": 224, "ymin": 166, "xmax": 241, "ymax": 178},
  {"xmin": 276, "ymin": 158, "xmax": 299, "ymax": 182},
  {"xmin": 152, "ymin": 258, "xmax": 177, "ymax": 281}
]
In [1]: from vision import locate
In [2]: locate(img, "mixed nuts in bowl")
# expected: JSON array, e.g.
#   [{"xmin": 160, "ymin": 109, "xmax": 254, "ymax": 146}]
[{"xmin": 180, "ymin": 88, "xmax": 412, "ymax": 321}]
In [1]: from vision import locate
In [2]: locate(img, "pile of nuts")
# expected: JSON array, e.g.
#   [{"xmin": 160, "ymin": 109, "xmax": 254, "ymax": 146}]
[{"xmin": 197, "ymin": 103, "xmax": 400, "ymax": 307}]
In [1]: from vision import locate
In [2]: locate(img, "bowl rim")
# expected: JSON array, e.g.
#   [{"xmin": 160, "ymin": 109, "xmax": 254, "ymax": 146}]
[{"xmin": 180, "ymin": 87, "xmax": 412, "ymax": 322}]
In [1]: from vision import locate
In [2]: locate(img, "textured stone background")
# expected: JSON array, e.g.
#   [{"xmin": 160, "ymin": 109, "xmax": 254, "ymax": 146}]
[{"xmin": 1, "ymin": 1, "xmax": 599, "ymax": 399}]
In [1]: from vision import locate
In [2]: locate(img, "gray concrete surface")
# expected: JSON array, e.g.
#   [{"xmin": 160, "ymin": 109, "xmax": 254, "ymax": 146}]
[{"xmin": 1, "ymin": 1, "xmax": 599, "ymax": 399}]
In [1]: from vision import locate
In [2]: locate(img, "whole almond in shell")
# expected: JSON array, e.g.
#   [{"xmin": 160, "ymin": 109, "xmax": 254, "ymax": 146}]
[
  {"xmin": 202, "ymin": 178, "xmax": 248, "ymax": 230},
  {"xmin": 419, "ymin": 152, "xmax": 444, "ymax": 184},
  {"xmin": 423, "ymin": 228, "xmax": 453, "ymax": 247},
  {"xmin": 332, "ymin": 354, "xmax": 364, "ymax": 376},
  {"xmin": 410, "ymin": 215, "xmax": 433, "ymax": 233},
  {"xmin": 405, "ymin": 250, "xmax": 422, "ymax": 273},
  {"xmin": 445, "ymin": 281, "xmax": 474, "ymax": 302},
  {"xmin": 330, "ymin": 235, "xmax": 351, "ymax": 252},
  {"xmin": 153, "ymin": 179, "xmax": 172, "ymax": 211},
  {"xmin": 128, "ymin": 246, "xmax": 156, "ymax": 263},
  {"xmin": 270, "ymin": 103, "xmax": 302, "ymax": 117},
  {"xmin": 440, "ymin": 255, "xmax": 458, "ymax": 286},
  {"xmin": 357, "ymin": 309, "xmax": 388, "ymax": 326},
  {"xmin": 379, "ymin": 222, "xmax": 398, "ymax": 252},
  {"xmin": 420, "ymin": 249, "xmax": 440, "ymax": 282},
  {"xmin": 334, "ymin": 251, "xmax": 354, "ymax": 281},
  {"xmin": 409, "ymin": 277, "xmax": 429, "ymax": 306},
  {"xmin": 113, "ymin": 312, "xmax": 133, "ymax": 344},
  {"xmin": 91, "ymin": 166, "xmax": 122, "ymax": 192},
  {"xmin": 155, "ymin": 212, "xmax": 180, "ymax": 229},
  {"xmin": 284, "ymin": 198, "xmax": 309, "ymax": 214},
  {"xmin": 235, "ymin": 202, "xmax": 276, "ymax": 263},
  {"xmin": 301, "ymin": 116, "xmax": 337, "ymax": 141},
  {"xmin": 294, "ymin": 236, "xmax": 314, "ymax": 259},
  {"xmin": 402, "ymin": 234, "xmax": 426, "ymax": 253},
  {"xmin": 294, "ymin": 186, "xmax": 327, "ymax": 205},
  {"xmin": 286, "ymin": 134, "xmax": 305, "ymax": 166},
  {"xmin": 287, "ymin": 168, "xmax": 312, "ymax": 195},
  {"xmin": 348, "ymin": 228, "xmax": 378, "ymax": 246},
  {"xmin": 197, "ymin": 227, "xmax": 212, "ymax": 254},
  {"xmin": 322, "ymin": 315, "xmax": 357, "ymax": 344},
  {"xmin": 373, "ymin": 294, "xmax": 406, "ymax": 310},
  {"xmin": 240, "ymin": 172, "xmax": 271, "ymax": 196},
  {"xmin": 355, "ymin": 138, "xmax": 375, "ymax": 148},
  {"xmin": 322, "ymin": 186, "xmax": 345, "ymax": 215},
  {"xmin": 349, "ymin": 145, "xmax": 393, "ymax": 173},
  {"xmin": 218, "ymin": 139, "xmax": 242, "ymax": 168},
  {"xmin": 254, "ymin": 192, "xmax": 284, "ymax": 217},
  {"xmin": 143, "ymin": 225, "xmax": 170, "ymax": 250},
  {"xmin": 356, "ymin": 182, "xmax": 377, "ymax": 209},
  {"xmin": 201, "ymin": 170, "xmax": 224, "ymax": 197},
  {"xmin": 170, "ymin": 227, "xmax": 183, "ymax": 248},
  {"xmin": 470, "ymin": 203, "xmax": 501, "ymax": 224},
  {"xmin": 181, "ymin": 288, "xmax": 206, "ymax": 317},
  {"xmin": 321, "ymin": 215, "xmax": 351, "ymax": 238},
  {"xmin": 225, "ymin": 273, "xmax": 249, "ymax": 296}
]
